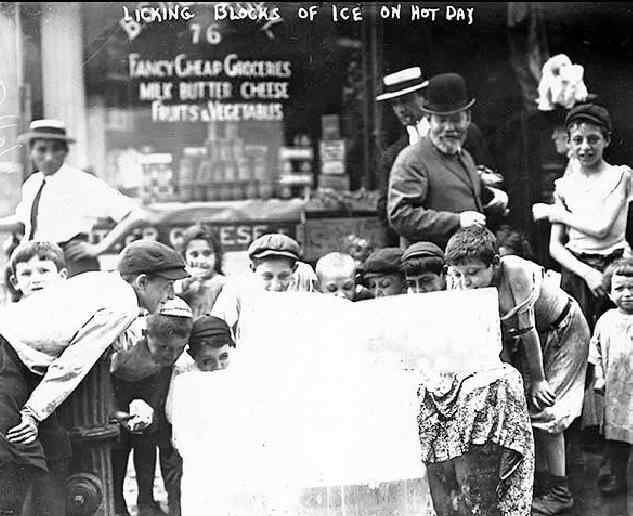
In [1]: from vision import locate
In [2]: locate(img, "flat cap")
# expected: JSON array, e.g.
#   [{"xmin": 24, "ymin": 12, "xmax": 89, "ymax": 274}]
[
  {"xmin": 118, "ymin": 240, "xmax": 189, "ymax": 280},
  {"xmin": 190, "ymin": 315, "xmax": 232, "ymax": 343},
  {"xmin": 248, "ymin": 234, "xmax": 302, "ymax": 261},
  {"xmin": 159, "ymin": 296, "xmax": 193, "ymax": 318},
  {"xmin": 363, "ymin": 248, "xmax": 403, "ymax": 276},
  {"xmin": 565, "ymin": 104, "xmax": 612, "ymax": 133},
  {"xmin": 402, "ymin": 242, "xmax": 445, "ymax": 262}
]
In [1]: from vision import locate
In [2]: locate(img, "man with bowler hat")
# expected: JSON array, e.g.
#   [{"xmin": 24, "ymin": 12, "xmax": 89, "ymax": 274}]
[
  {"xmin": 387, "ymin": 73, "xmax": 507, "ymax": 249},
  {"xmin": 377, "ymin": 69, "xmax": 496, "ymax": 246},
  {"xmin": 0, "ymin": 119, "xmax": 155, "ymax": 276}
]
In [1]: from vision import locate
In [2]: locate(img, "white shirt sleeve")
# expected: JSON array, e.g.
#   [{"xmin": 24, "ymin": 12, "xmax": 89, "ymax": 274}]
[
  {"xmin": 14, "ymin": 175, "xmax": 40, "ymax": 226},
  {"xmin": 90, "ymin": 176, "xmax": 139, "ymax": 222}
]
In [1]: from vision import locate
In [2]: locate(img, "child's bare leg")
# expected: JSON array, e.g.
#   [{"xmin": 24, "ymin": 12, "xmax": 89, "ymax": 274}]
[
  {"xmin": 532, "ymin": 430, "xmax": 572, "ymax": 515},
  {"xmin": 539, "ymin": 430, "xmax": 565, "ymax": 476}
]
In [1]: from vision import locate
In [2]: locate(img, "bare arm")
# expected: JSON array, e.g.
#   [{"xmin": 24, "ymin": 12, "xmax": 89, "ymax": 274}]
[{"xmin": 549, "ymin": 223, "xmax": 606, "ymax": 297}]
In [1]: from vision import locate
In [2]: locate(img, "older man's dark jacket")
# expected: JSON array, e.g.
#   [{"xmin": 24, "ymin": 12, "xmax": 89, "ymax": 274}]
[
  {"xmin": 388, "ymin": 138, "xmax": 485, "ymax": 249},
  {"xmin": 376, "ymin": 123, "xmax": 493, "ymax": 244}
]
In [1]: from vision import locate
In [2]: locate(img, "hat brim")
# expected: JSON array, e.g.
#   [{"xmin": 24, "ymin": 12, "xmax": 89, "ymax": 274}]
[
  {"xmin": 363, "ymin": 269, "xmax": 402, "ymax": 278},
  {"xmin": 402, "ymin": 251, "xmax": 444, "ymax": 261},
  {"xmin": 565, "ymin": 113, "xmax": 611, "ymax": 132},
  {"xmin": 421, "ymin": 98, "xmax": 476, "ymax": 115},
  {"xmin": 18, "ymin": 132, "xmax": 76, "ymax": 144},
  {"xmin": 376, "ymin": 81, "xmax": 429, "ymax": 101},
  {"xmin": 250, "ymin": 250, "xmax": 300, "ymax": 260},
  {"xmin": 153, "ymin": 268, "xmax": 190, "ymax": 280}
]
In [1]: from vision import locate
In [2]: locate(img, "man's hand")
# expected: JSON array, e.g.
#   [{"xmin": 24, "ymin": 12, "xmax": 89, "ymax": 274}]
[
  {"xmin": 530, "ymin": 379, "xmax": 556, "ymax": 410},
  {"xmin": 459, "ymin": 211, "xmax": 486, "ymax": 228},
  {"xmin": 64, "ymin": 240, "xmax": 106, "ymax": 260},
  {"xmin": 583, "ymin": 267, "xmax": 607, "ymax": 297},
  {"xmin": 532, "ymin": 203, "xmax": 553, "ymax": 221},
  {"xmin": 6, "ymin": 413, "xmax": 39, "ymax": 444}
]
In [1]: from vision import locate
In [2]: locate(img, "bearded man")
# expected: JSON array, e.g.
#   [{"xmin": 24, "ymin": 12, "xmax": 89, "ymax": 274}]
[{"xmin": 388, "ymin": 73, "xmax": 507, "ymax": 249}]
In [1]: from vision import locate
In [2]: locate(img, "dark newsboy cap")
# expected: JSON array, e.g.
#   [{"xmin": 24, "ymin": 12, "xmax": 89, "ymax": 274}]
[
  {"xmin": 363, "ymin": 248, "xmax": 403, "ymax": 276},
  {"xmin": 118, "ymin": 240, "xmax": 189, "ymax": 280},
  {"xmin": 190, "ymin": 315, "xmax": 232, "ymax": 343},
  {"xmin": 402, "ymin": 242, "xmax": 445, "ymax": 263},
  {"xmin": 565, "ymin": 103, "xmax": 612, "ymax": 133},
  {"xmin": 248, "ymin": 234, "xmax": 302, "ymax": 261}
]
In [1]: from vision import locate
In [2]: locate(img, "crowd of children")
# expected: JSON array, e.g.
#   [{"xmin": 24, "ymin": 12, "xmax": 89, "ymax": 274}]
[{"xmin": 2, "ymin": 101, "xmax": 632, "ymax": 516}]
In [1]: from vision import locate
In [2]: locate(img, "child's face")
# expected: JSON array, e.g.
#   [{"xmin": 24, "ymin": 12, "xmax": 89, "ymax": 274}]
[
  {"xmin": 185, "ymin": 239, "xmax": 216, "ymax": 278},
  {"xmin": 12, "ymin": 257, "xmax": 67, "ymax": 297},
  {"xmin": 252, "ymin": 258, "xmax": 295, "ymax": 292},
  {"xmin": 447, "ymin": 259, "xmax": 496, "ymax": 290},
  {"xmin": 146, "ymin": 333, "xmax": 189, "ymax": 367},
  {"xmin": 195, "ymin": 342, "xmax": 231, "ymax": 371},
  {"xmin": 569, "ymin": 122, "xmax": 609, "ymax": 169},
  {"xmin": 610, "ymin": 274, "xmax": 633, "ymax": 314},
  {"xmin": 405, "ymin": 272, "xmax": 445, "ymax": 294},
  {"xmin": 366, "ymin": 274, "xmax": 405, "ymax": 298},
  {"xmin": 318, "ymin": 270, "xmax": 356, "ymax": 301}
]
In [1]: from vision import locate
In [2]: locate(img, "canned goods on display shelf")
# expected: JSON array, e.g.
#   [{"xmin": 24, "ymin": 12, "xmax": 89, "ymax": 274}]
[
  {"xmin": 245, "ymin": 180, "xmax": 259, "ymax": 199},
  {"xmin": 206, "ymin": 184, "xmax": 218, "ymax": 201},
  {"xmin": 237, "ymin": 158, "xmax": 251, "ymax": 181},
  {"xmin": 259, "ymin": 182, "xmax": 274, "ymax": 200}
]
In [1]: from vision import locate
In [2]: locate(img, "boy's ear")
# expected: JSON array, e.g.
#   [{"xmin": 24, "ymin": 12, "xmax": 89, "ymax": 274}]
[
  {"xmin": 492, "ymin": 254, "xmax": 501, "ymax": 266},
  {"xmin": 134, "ymin": 273, "xmax": 149, "ymax": 289},
  {"xmin": 9, "ymin": 274, "xmax": 19, "ymax": 291},
  {"xmin": 58, "ymin": 267, "xmax": 69, "ymax": 280},
  {"xmin": 291, "ymin": 261, "xmax": 299, "ymax": 273}
]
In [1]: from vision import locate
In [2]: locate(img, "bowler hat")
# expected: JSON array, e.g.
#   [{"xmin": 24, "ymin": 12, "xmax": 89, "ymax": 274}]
[
  {"xmin": 118, "ymin": 240, "xmax": 189, "ymax": 280},
  {"xmin": 565, "ymin": 103, "xmax": 612, "ymax": 133},
  {"xmin": 422, "ymin": 73, "xmax": 475, "ymax": 115},
  {"xmin": 18, "ymin": 119, "xmax": 76, "ymax": 144},
  {"xmin": 248, "ymin": 234, "xmax": 302, "ymax": 261},
  {"xmin": 364, "ymin": 248, "xmax": 403, "ymax": 277},
  {"xmin": 376, "ymin": 67, "xmax": 429, "ymax": 102},
  {"xmin": 402, "ymin": 242, "xmax": 444, "ymax": 263}
]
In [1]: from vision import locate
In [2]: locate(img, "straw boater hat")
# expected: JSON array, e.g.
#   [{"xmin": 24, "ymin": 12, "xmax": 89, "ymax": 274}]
[
  {"xmin": 421, "ymin": 73, "xmax": 475, "ymax": 115},
  {"xmin": 376, "ymin": 67, "xmax": 429, "ymax": 101},
  {"xmin": 18, "ymin": 119, "xmax": 76, "ymax": 145}
]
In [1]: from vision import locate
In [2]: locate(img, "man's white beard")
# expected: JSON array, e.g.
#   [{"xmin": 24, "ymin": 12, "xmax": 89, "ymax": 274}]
[{"xmin": 430, "ymin": 132, "xmax": 463, "ymax": 155}]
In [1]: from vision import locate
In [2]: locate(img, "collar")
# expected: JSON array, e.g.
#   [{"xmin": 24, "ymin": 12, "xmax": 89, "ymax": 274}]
[{"xmin": 39, "ymin": 163, "xmax": 71, "ymax": 184}]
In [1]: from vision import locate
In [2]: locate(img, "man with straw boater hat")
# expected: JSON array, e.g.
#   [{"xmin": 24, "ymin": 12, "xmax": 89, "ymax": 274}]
[
  {"xmin": 387, "ymin": 73, "xmax": 507, "ymax": 249},
  {"xmin": 376, "ymin": 68, "xmax": 496, "ymax": 246},
  {"xmin": 0, "ymin": 119, "xmax": 154, "ymax": 276}
]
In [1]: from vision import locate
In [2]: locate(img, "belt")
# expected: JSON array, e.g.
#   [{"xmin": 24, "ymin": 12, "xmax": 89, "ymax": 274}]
[
  {"xmin": 550, "ymin": 298, "xmax": 573, "ymax": 331},
  {"xmin": 573, "ymin": 248, "xmax": 624, "ymax": 261}
]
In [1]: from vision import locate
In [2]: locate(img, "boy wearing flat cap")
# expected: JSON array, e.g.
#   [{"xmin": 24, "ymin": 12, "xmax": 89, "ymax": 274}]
[
  {"xmin": 112, "ymin": 297, "xmax": 193, "ymax": 516},
  {"xmin": 402, "ymin": 242, "xmax": 447, "ymax": 294},
  {"xmin": 211, "ymin": 234, "xmax": 306, "ymax": 340},
  {"xmin": 0, "ymin": 239, "xmax": 188, "ymax": 514},
  {"xmin": 533, "ymin": 104, "xmax": 631, "ymax": 330},
  {"xmin": 363, "ymin": 248, "xmax": 406, "ymax": 298}
]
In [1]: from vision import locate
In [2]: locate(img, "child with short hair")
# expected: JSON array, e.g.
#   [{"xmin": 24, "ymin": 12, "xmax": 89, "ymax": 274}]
[
  {"xmin": 445, "ymin": 225, "xmax": 590, "ymax": 514},
  {"xmin": 177, "ymin": 224, "xmax": 226, "ymax": 318},
  {"xmin": 315, "ymin": 252, "xmax": 357, "ymax": 301},
  {"xmin": 495, "ymin": 225, "xmax": 535, "ymax": 261},
  {"xmin": 362, "ymin": 248, "xmax": 406, "ymax": 298},
  {"xmin": 590, "ymin": 257, "xmax": 633, "ymax": 496},
  {"xmin": 211, "ymin": 234, "xmax": 304, "ymax": 340},
  {"xmin": 9, "ymin": 241, "xmax": 68, "ymax": 299},
  {"xmin": 111, "ymin": 297, "xmax": 194, "ymax": 516},
  {"xmin": 533, "ymin": 104, "xmax": 631, "ymax": 330},
  {"xmin": 401, "ymin": 242, "xmax": 446, "ymax": 294},
  {"xmin": 9, "ymin": 241, "xmax": 69, "ymax": 516}
]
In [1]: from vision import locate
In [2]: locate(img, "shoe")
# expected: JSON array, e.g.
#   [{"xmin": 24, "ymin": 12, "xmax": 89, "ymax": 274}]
[
  {"xmin": 531, "ymin": 475, "xmax": 573, "ymax": 515},
  {"xmin": 599, "ymin": 475, "xmax": 626, "ymax": 497},
  {"xmin": 137, "ymin": 501, "xmax": 169, "ymax": 516}
]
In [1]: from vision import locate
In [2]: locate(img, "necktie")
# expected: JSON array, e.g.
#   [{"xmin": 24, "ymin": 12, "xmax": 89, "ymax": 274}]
[{"xmin": 28, "ymin": 177, "xmax": 45, "ymax": 240}]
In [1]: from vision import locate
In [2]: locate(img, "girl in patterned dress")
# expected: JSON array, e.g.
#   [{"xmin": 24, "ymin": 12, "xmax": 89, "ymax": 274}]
[{"xmin": 590, "ymin": 257, "xmax": 633, "ymax": 496}]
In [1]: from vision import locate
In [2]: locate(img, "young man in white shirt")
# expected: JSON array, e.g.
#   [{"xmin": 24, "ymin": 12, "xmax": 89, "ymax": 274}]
[
  {"xmin": 0, "ymin": 239, "xmax": 188, "ymax": 514},
  {"xmin": 0, "ymin": 119, "xmax": 155, "ymax": 276}
]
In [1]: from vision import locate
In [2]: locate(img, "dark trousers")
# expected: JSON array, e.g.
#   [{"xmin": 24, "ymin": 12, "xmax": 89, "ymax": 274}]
[
  {"xmin": 0, "ymin": 337, "xmax": 70, "ymax": 515},
  {"xmin": 112, "ymin": 368, "xmax": 182, "ymax": 515}
]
